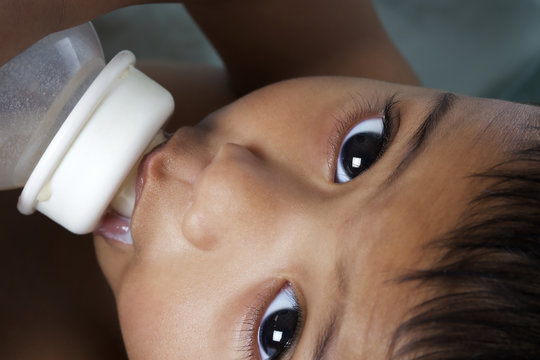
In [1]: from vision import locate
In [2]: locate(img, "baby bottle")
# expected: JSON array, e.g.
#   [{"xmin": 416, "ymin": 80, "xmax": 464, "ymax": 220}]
[{"xmin": 0, "ymin": 23, "xmax": 174, "ymax": 234}]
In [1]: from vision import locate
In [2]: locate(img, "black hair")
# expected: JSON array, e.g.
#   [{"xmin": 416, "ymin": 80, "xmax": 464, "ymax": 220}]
[{"xmin": 389, "ymin": 126, "xmax": 540, "ymax": 359}]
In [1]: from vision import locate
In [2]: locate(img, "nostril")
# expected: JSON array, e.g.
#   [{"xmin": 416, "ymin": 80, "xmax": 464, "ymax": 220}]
[
  {"xmin": 137, "ymin": 126, "xmax": 214, "ymax": 189},
  {"xmin": 138, "ymin": 144, "xmax": 173, "ymax": 186}
]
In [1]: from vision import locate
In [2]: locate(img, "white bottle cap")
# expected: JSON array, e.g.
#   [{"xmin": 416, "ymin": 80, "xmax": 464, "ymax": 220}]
[{"xmin": 18, "ymin": 51, "xmax": 174, "ymax": 234}]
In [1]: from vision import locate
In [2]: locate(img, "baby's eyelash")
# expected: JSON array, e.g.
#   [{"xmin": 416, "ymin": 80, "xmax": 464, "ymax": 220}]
[
  {"xmin": 234, "ymin": 286, "xmax": 273, "ymax": 360},
  {"xmin": 234, "ymin": 303, "xmax": 265, "ymax": 360},
  {"xmin": 327, "ymin": 94, "xmax": 400, "ymax": 176},
  {"xmin": 234, "ymin": 283, "xmax": 305, "ymax": 360}
]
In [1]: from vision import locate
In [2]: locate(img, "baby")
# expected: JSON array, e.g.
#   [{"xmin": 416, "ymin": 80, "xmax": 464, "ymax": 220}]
[{"xmin": 2, "ymin": 1, "xmax": 539, "ymax": 359}]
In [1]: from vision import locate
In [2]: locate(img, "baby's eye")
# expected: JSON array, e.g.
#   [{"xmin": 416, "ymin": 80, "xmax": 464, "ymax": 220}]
[
  {"xmin": 258, "ymin": 284, "xmax": 300, "ymax": 359},
  {"xmin": 335, "ymin": 118, "xmax": 385, "ymax": 183}
]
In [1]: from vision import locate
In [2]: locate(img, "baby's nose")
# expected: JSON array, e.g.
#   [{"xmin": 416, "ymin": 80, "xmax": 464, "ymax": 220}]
[
  {"xmin": 144, "ymin": 126, "xmax": 212, "ymax": 184},
  {"xmin": 181, "ymin": 142, "xmax": 286, "ymax": 252}
]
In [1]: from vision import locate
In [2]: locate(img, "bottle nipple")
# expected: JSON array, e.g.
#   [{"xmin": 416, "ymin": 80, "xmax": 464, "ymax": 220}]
[{"xmin": 110, "ymin": 131, "xmax": 167, "ymax": 218}]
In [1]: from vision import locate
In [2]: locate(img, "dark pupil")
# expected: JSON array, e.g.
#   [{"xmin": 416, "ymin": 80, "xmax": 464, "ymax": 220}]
[
  {"xmin": 259, "ymin": 309, "xmax": 299, "ymax": 358},
  {"xmin": 340, "ymin": 132, "xmax": 383, "ymax": 179}
]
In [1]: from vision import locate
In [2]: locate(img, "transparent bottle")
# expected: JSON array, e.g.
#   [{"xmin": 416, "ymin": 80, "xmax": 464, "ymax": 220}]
[{"xmin": 0, "ymin": 23, "xmax": 174, "ymax": 234}]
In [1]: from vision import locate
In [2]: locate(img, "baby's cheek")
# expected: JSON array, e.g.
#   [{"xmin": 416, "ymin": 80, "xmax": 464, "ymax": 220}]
[
  {"xmin": 115, "ymin": 260, "xmax": 223, "ymax": 360},
  {"xmin": 115, "ymin": 265, "xmax": 180, "ymax": 359}
]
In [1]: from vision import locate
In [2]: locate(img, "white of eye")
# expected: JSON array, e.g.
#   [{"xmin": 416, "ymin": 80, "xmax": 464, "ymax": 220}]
[
  {"xmin": 335, "ymin": 118, "xmax": 384, "ymax": 183},
  {"xmin": 258, "ymin": 286, "xmax": 299, "ymax": 360}
]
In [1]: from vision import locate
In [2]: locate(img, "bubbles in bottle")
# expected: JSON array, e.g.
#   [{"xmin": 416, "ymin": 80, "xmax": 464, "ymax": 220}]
[{"xmin": 0, "ymin": 24, "xmax": 105, "ymax": 189}]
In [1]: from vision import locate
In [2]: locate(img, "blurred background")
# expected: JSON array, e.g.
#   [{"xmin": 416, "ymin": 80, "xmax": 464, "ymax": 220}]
[{"xmin": 92, "ymin": 0, "xmax": 540, "ymax": 103}]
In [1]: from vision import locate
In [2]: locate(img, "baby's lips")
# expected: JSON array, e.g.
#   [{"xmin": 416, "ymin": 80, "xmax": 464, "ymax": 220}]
[{"xmin": 94, "ymin": 212, "xmax": 133, "ymax": 246}]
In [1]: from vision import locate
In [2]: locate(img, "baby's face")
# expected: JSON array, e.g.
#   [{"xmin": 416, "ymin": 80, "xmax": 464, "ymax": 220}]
[{"xmin": 94, "ymin": 77, "xmax": 522, "ymax": 359}]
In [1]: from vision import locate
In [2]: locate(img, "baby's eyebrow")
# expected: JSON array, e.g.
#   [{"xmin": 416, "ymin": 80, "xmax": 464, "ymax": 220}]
[
  {"xmin": 313, "ymin": 311, "xmax": 338, "ymax": 360},
  {"xmin": 385, "ymin": 92, "xmax": 457, "ymax": 185},
  {"xmin": 311, "ymin": 262, "xmax": 349, "ymax": 359}
]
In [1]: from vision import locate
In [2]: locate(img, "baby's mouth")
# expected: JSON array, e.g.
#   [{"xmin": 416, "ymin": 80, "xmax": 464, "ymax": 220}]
[
  {"xmin": 94, "ymin": 212, "xmax": 133, "ymax": 245},
  {"xmin": 93, "ymin": 132, "xmax": 173, "ymax": 246}
]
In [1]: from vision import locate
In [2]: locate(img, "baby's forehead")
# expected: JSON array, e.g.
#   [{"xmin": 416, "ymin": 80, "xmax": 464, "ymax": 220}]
[
  {"xmin": 455, "ymin": 96, "xmax": 540, "ymax": 147},
  {"xmin": 404, "ymin": 88, "xmax": 537, "ymax": 148}
]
